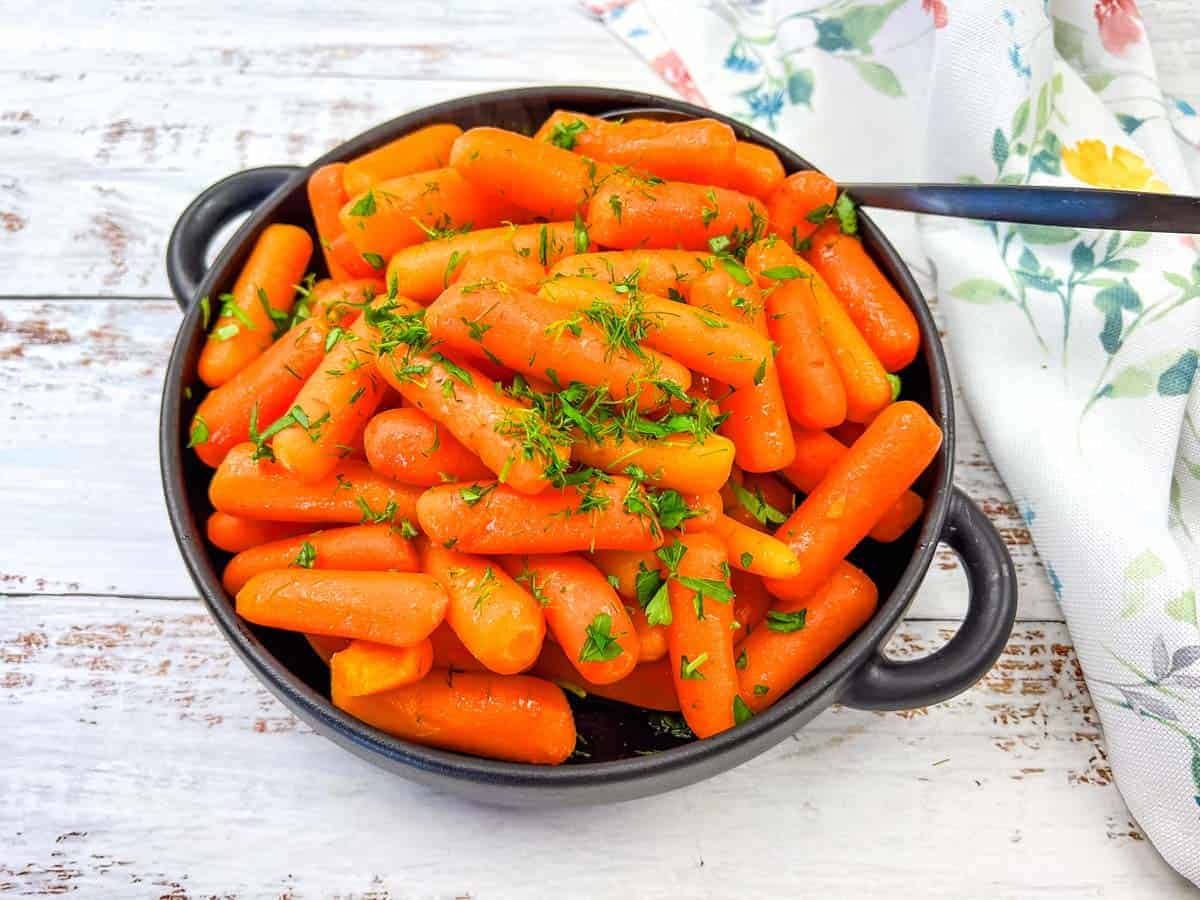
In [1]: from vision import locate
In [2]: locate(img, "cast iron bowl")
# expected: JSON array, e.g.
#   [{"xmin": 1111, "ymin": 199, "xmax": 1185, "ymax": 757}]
[{"xmin": 160, "ymin": 85, "xmax": 1017, "ymax": 806}]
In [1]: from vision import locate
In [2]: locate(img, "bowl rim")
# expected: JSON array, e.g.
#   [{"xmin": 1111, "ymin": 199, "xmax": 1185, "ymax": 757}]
[{"xmin": 160, "ymin": 84, "xmax": 954, "ymax": 791}]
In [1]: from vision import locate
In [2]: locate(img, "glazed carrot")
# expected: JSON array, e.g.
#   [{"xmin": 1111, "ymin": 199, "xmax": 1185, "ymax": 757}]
[
  {"xmin": 420, "ymin": 541, "xmax": 545, "ymax": 675},
  {"xmin": 766, "ymin": 401, "xmax": 942, "ymax": 601},
  {"xmin": 210, "ymin": 443, "xmax": 423, "ymax": 524},
  {"xmin": 307, "ymin": 164, "xmax": 377, "ymax": 281},
  {"xmin": 190, "ymin": 317, "xmax": 329, "ymax": 468},
  {"xmin": 712, "ymin": 514, "xmax": 801, "ymax": 580},
  {"xmin": 627, "ymin": 602, "xmax": 669, "ymax": 663},
  {"xmin": 533, "ymin": 643, "xmax": 679, "ymax": 711},
  {"xmin": 687, "ymin": 266, "xmax": 765, "ymax": 329},
  {"xmin": 587, "ymin": 176, "xmax": 763, "ymax": 251},
  {"xmin": 739, "ymin": 561, "xmax": 877, "ymax": 712},
  {"xmin": 387, "ymin": 222, "xmax": 577, "ymax": 303},
  {"xmin": 198, "ymin": 224, "xmax": 314, "ymax": 387},
  {"xmin": 664, "ymin": 533, "xmax": 739, "ymax": 738},
  {"xmin": 221, "ymin": 523, "xmax": 419, "ymax": 594},
  {"xmin": 548, "ymin": 250, "xmax": 711, "ymax": 298},
  {"xmin": 587, "ymin": 549, "xmax": 657, "ymax": 601},
  {"xmin": 805, "ymin": 222, "xmax": 921, "ymax": 372},
  {"xmin": 679, "ymin": 491, "xmax": 724, "ymax": 534},
  {"xmin": 451, "ymin": 249, "xmax": 546, "ymax": 293},
  {"xmin": 731, "ymin": 569, "xmax": 772, "ymax": 635},
  {"xmin": 720, "ymin": 469, "xmax": 796, "ymax": 533},
  {"xmin": 206, "ymin": 512, "xmax": 319, "ymax": 553},
  {"xmin": 330, "ymin": 638, "xmax": 435, "ymax": 696},
  {"xmin": 572, "ymin": 431, "xmax": 735, "ymax": 495},
  {"xmin": 428, "ymin": 622, "xmax": 489, "ymax": 672},
  {"xmin": 534, "ymin": 111, "xmax": 737, "ymax": 186},
  {"xmin": 332, "ymin": 668, "xmax": 576, "ymax": 765},
  {"xmin": 539, "ymin": 276, "xmax": 772, "ymax": 388},
  {"xmin": 727, "ymin": 142, "xmax": 786, "ymax": 200},
  {"xmin": 306, "ymin": 278, "xmax": 387, "ymax": 324},
  {"xmin": 767, "ymin": 170, "xmax": 837, "ymax": 247},
  {"xmin": 339, "ymin": 168, "xmax": 524, "ymax": 261},
  {"xmin": 416, "ymin": 477, "xmax": 663, "ymax": 554},
  {"xmin": 781, "ymin": 427, "xmax": 924, "ymax": 543},
  {"xmin": 830, "ymin": 420, "xmax": 866, "ymax": 445},
  {"xmin": 342, "ymin": 123, "xmax": 464, "ymax": 195},
  {"xmin": 427, "ymin": 281, "xmax": 692, "ymax": 407},
  {"xmin": 500, "ymin": 554, "xmax": 638, "ymax": 685},
  {"xmin": 236, "ymin": 569, "xmax": 448, "ymax": 646},
  {"xmin": 273, "ymin": 310, "xmax": 385, "ymax": 482},
  {"xmin": 363, "ymin": 407, "xmax": 491, "ymax": 486},
  {"xmin": 450, "ymin": 126, "xmax": 614, "ymax": 219},
  {"xmin": 306, "ymin": 634, "xmax": 351, "ymax": 665}
]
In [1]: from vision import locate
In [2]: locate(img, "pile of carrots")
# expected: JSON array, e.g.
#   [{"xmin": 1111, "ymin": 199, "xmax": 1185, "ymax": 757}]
[{"xmin": 188, "ymin": 111, "xmax": 942, "ymax": 766}]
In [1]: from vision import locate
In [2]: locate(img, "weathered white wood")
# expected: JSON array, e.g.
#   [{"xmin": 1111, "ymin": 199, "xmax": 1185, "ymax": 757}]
[{"xmin": 0, "ymin": 596, "xmax": 1192, "ymax": 898}]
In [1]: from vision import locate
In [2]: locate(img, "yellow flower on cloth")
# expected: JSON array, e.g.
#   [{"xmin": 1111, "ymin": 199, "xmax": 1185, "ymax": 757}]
[{"xmin": 1061, "ymin": 139, "xmax": 1169, "ymax": 192}]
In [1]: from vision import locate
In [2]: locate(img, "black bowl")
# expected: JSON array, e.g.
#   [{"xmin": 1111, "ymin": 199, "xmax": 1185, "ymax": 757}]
[{"xmin": 160, "ymin": 85, "xmax": 1016, "ymax": 806}]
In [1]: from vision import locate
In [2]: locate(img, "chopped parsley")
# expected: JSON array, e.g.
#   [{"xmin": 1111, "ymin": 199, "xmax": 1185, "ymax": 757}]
[
  {"xmin": 548, "ymin": 118, "xmax": 588, "ymax": 150},
  {"xmin": 292, "ymin": 541, "xmax": 317, "ymax": 569},
  {"xmin": 730, "ymin": 481, "xmax": 788, "ymax": 528},
  {"xmin": 349, "ymin": 191, "xmax": 377, "ymax": 217},
  {"xmin": 766, "ymin": 608, "xmax": 808, "ymax": 633},
  {"xmin": 733, "ymin": 695, "xmax": 754, "ymax": 725},
  {"xmin": 579, "ymin": 612, "xmax": 624, "ymax": 663},
  {"xmin": 187, "ymin": 416, "xmax": 209, "ymax": 448},
  {"xmin": 679, "ymin": 653, "xmax": 708, "ymax": 680}
]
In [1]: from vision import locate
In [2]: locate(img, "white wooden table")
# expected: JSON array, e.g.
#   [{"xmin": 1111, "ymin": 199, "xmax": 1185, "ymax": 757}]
[{"xmin": 3, "ymin": 2, "xmax": 1199, "ymax": 895}]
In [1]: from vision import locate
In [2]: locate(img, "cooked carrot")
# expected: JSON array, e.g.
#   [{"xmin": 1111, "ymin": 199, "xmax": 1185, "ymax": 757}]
[
  {"xmin": 307, "ymin": 164, "xmax": 377, "ymax": 281},
  {"xmin": 534, "ymin": 111, "xmax": 737, "ymax": 186},
  {"xmin": 720, "ymin": 469, "xmax": 796, "ymax": 533},
  {"xmin": 190, "ymin": 317, "xmax": 329, "ymax": 468},
  {"xmin": 712, "ymin": 514, "xmax": 801, "ymax": 580},
  {"xmin": 236, "ymin": 569, "xmax": 448, "ymax": 646},
  {"xmin": 731, "ymin": 569, "xmax": 772, "ymax": 635},
  {"xmin": 198, "ymin": 224, "xmax": 314, "ymax": 387},
  {"xmin": 499, "ymin": 554, "xmax": 637, "ymax": 685},
  {"xmin": 330, "ymin": 638, "xmax": 435, "ymax": 696},
  {"xmin": 664, "ymin": 533, "xmax": 739, "ymax": 738},
  {"xmin": 306, "ymin": 634, "xmax": 351, "ymax": 665},
  {"xmin": 363, "ymin": 407, "xmax": 491, "ymax": 486},
  {"xmin": 767, "ymin": 171, "xmax": 837, "ymax": 247},
  {"xmin": 210, "ymin": 443, "xmax": 422, "ymax": 524},
  {"xmin": 420, "ymin": 541, "xmax": 544, "ymax": 674},
  {"xmin": 626, "ymin": 602, "xmax": 669, "ymax": 663},
  {"xmin": 805, "ymin": 222, "xmax": 921, "ymax": 372},
  {"xmin": 539, "ymin": 276, "xmax": 772, "ymax": 388},
  {"xmin": 588, "ymin": 549, "xmax": 656, "ymax": 601},
  {"xmin": 587, "ymin": 176, "xmax": 763, "ymax": 251},
  {"xmin": 340, "ymin": 168, "xmax": 524, "ymax": 262},
  {"xmin": 428, "ymin": 622, "xmax": 489, "ymax": 672},
  {"xmin": 307, "ymin": 278, "xmax": 386, "ymax": 325},
  {"xmin": 533, "ymin": 642, "xmax": 679, "ymax": 711},
  {"xmin": 830, "ymin": 420, "xmax": 866, "ymax": 445},
  {"xmin": 221, "ymin": 523, "xmax": 419, "ymax": 594},
  {"xmin": 273, "ymin": 309, "xmax": 385, "ymax": 482},
  {"xmin": 548, "ymin": 250, "xmax": 711, "ymax": 298},
  {"xmin": 687, "ymin": 266, "xmax": 765, "ymax": 329},
  {"xmin": 206, "ymin": 512, "xmax": 319, "ymax": 553},
  {"xmin": 739, "ymin": 561, "xmax": 877, "ymax": 712},
  {"xmin": 451, "ymin": 249, "xmax": 546, "ymax": 293},
  {"xmin": 781, "ymin": 427, "xmax": 924, "ymax": 543},
  {"xmin": 387, "ymin": 222, "xmax": 577, "ymax": 303},
  {"xmin": 427, "ymin": 281, "xmax": 691, "ymax": 407},
  {"xmin": 416, "ymin": 477, "xmax": 662, "ymax": 554},
  {"xmin": 727, "ymin": 142, "xmax": 786, "ymax": 200},
  {"xmin": 572, "ymin": 431, "xmax": 734, "ymax": 495},
  {"xmin": 342, "ymin": 123, "xmax": 464, "ymax": 195},
  {"xmin": 333, "ymin": 668, "xmax": 576, "ymax": 764},
  {"xmin": 766, "ymin": 401, "xmax": 942, "ymax": 601},
  {"xmin": 679, "ymin": 491, "xmax": 723, "ymax": 534}
]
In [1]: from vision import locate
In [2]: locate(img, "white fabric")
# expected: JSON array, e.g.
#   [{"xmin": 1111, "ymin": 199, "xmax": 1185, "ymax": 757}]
[{"xmin": 586, "ymin": 0, "xmax": 1200, "ymax": 883}]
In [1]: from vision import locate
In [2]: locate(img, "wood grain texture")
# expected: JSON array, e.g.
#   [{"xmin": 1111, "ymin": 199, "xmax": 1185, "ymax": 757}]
[{"xmin": 1, "ymin": 596, "xmax": 1193, "ymax": 898}]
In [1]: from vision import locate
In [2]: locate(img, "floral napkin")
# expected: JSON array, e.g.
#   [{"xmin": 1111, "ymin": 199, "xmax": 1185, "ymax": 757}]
[{"xmin": 584, "ymin": 0, "xmax": 1200, "ymax": 883}]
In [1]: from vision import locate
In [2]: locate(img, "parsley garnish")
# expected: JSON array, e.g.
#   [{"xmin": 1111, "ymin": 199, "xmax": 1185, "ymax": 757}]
[
  {"xmin": 548, "ymin": 118, "xmax": 588, "ymax": 150},
  {"xmin": 730, "ymin": 481, "xmax": 788, "ymax": 527},
  {"xmin": 636, "ymin": 563, "xmax": 672, "ymax": 627},
  {"xmin": 739, "ymin": 552, "xmax": 754, "ymax": 569},
  {"xmin": 187, "ymin": 416, "xmax": 209, "ymax": 448},
  {"xmin": 293, "ymin": 541, "xmax": 317, "ymax": 568},
  {"xmin": 733, "ymin": 696, "xmax": 754, "ymax": 725},
  {"xmin": 608, "ymin": 194, "xmax": 623, "ymax": 223},
  {"xmin": 753, "ymin": 684, "xmax": 769, "ymax": 695},
  {"xmin": 356, "ymin": 496, "xmax": 398, "ymax": 524},
  {"xmin": 349, "ymin": 191, "xmax": 377, "ymax": 217},
  {"xmin": 679, "ymin": 653, "xmax": 708, "ymax": 680},
  {"xmin": 761, "ymin": 265, "xmax": 804, "ymax": 281},
  {"xmin": 459, "ymin": 482, "xmax": 496, "ymax": 506},
  {"xmin": 887, "ymin": 373, "xmax": 902, "ymax": 401},
  {"xmin": 753, "ymin": 358, "xmax": 768, "ymax": 386},
  {"xmin": 398, "ymin": 519, "xmax": 419, "ymax": 539},
  {"xmin": 579, "ymin": 612, "xmax": 624, "ymax": 662},
  {"xmin": 736, "ymin": 648, "xmax": 748, "ymax": 670},
  {"xmin": 573, "ymin": 211, "xmax": 590, "ymax": 254},
  {"xmin": 362, "ymin": 252, "xmax": 385, "ymax": 270},
  {"xmin": 766, "ymin": 608, "xmax": 807, "ymax": 633}
]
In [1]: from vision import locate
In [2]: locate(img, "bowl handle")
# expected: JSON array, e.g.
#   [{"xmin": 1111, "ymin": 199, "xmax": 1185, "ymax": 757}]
[
  {"xmin": 840, "ymin": 487, "xmax": 1018, "ymax": 711},
  {"xmin": 166, "ymin": 165, "xmax": 302, "ymax": 310}
]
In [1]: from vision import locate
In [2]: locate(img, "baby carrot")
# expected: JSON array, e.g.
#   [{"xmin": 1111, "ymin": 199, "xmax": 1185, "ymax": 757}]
[
  {"xmin": 210, "ymin": 443, "xmax": 423, "ymax": 524},
  {"xmin": 548, "ymin": 250, "xmax": 711, "ymax": 298},
  {"xmin": 727, "ymin": 142, "xmax": 786, "ymax": 200},
  {"xmin": 533, "ymin": 642, "xmax": 679, "ymax": 712},
  {"xmin": 627, "ymin": 602, "xmax": 669, "ymax": 663},
  {"xmin": 342, "ymin": 123, "xmax": 464, "ymax": 195},
  {"xmin": 664, "ymin": 533, "xmax": 740, "ymax": 738},
  {"xmin": 332, "ymin": 668, "xmax": 576, "ymax": 765},
  {"xmin": 420, "ymin": 541, "xmax": 545, "ymax": 675},
  {"xmin": 587, "ymin": 549, "xmax": 656, "ymax": 601},
  {"xmin": 805, "ymin": 223, "xmax": 921, "ymax": 372},
  {"xmin": 236, "ymin": 569, "xmax": 448, "ymax": 646},
  {"xmin": 572, "ymin": 431, "xmax": 735, "ymax": 495},
  {"xmin": 198, "ymin": 224, "xmax": 314, "ymax": 387},
  {"xmin": 500, "ymin": 554, "xmax": 638, "ymax": 685},
  {"xmin": 330, "ymin": 638, "xmax": 435, "ymax": 696},
  {"xmin": 731, "ymin": 569, "xmax": 772, "ymax": 635},
  {"xmin": 363, "ymin": 407, "xmax": 492, "ymax": 486},
  {"xmin": 307, "ymin": 164, "xmax": 377, "ymax": 281},
  {"xmin": 739, "ymin": 561, "xmax": 878, "ymax": 713},
  {"xmin": 585, "ymin": 551, "xmax": 669, "ymax": 662},
  {"xmin": 206, "ymin": 512, "xmax": 319, "ymax": 554},
  {"xmin": 339, "ymin": 167, "xmax": 524, "ymax": 262},
  {"xmin": 307, "ymin": 278, "xmax": 387, "ymax": 325},
  {"xmin": 830, "ymin": 420, "xmax": 866, "ymax": 445},
  {"xmin": 781, "ymin": 427, "xmax": 924, "ymax": 543},
  {"xmin": 587, "ymin": 176, "xmax": 763, "ymax": 251},
  {"xmin": 712, "ymin": 514, "xmax": 801, "ymax": 580},
  {"xmin": 451, "ymin": 249, "xmax": 546, "ymax": 293},
  {"xmin": 766, "ymin": 401, "xmax": 942, "ymax": 601},
  {"xmin": 767, "ymin": 171, "xmax": 837, "ymax": 247},
  {"xmin": 428, "ymin": 622, "xmax": 489, "ymax": 672},
  {"xmin": 190, "ymin": 316, "xmax": 329, "ymax": 468},
  {"xmin": 221, "ymin": 523, "xmax": 419, "ymax": 594},
  {"xmin": 387, "ymin": 221, "xmax": 577, "ymax": 303},
  {"xmin": 679, "ymin": 491, "xmax": 724, "ymax": 534},
  {"xmin": 306, "ymin": 634, "xmax": 351, "ymax": 665},
  {"xmin": 416, "ymin": 476, "xmax": 663, "ymax": 554}
]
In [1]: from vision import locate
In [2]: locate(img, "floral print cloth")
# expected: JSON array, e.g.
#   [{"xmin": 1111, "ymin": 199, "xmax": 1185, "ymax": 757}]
[{"xmin": 585, "ymin": 0, "xmax": 1200, "ymax": 883}]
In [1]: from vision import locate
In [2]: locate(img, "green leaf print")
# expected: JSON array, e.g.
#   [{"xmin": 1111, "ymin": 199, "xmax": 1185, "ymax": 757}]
[
  {"xmin": 850, "ymin": 60, "xmax": 904, "ymax": 97},
  {"xmin": 786, "ymin": 68, "xmax": 815, "ymax": 106},
  {"xmin": 949, "ymin": 279, "xmax": 1014, "ymax": 304},
  {"xmin": 1052, "ymin": 17, "xmax": 1087, "ymax": 68},
  {"xmin": 1158, "ymin": 351, "xmax": 1199, "ymax": 396},
  {"xmin": 1126, "ymin": 550, "xmax": 1166, "ymax": 582},
  {"xmin": 838, "ymin": 0, "xmax": 905, "ymax": 52},
  {"xmin": 1011, "ymin": 99, "xmax": 1030, "ymax": 139},
  {"xmin": 1104, "ymin": 366, "xmax": 1154, "ymax": 398},
  {"xmin": 1071, "ymin": 241, "xmax": 1095, "ymax": 271},
  {"xmin": 1017, "ymin": 224, "xmax": 1078, "ymax": 244},
  {"xmin": 992, "ymin": 129, "xmax": 1010, "ymax": 168},
  {"xmin": 815, "ymin": 18, "xmax": 852, "ymax": 52}
]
